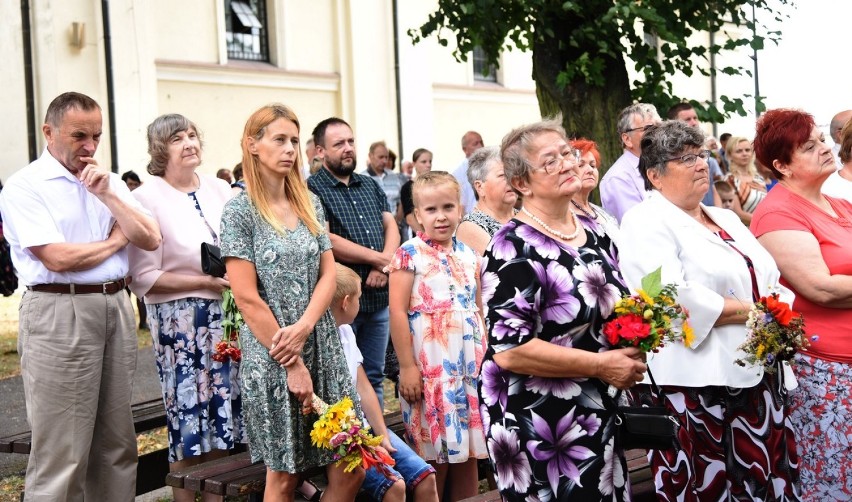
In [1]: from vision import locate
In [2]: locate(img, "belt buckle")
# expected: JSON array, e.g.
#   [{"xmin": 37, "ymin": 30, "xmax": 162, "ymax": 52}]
[
  {"xmin": 102, "ymin": 281, "xmax": 110, "ymax": 294},
  {"xmin": 69, "ymin": 284, "xmax": 75, "ymax": 295}
]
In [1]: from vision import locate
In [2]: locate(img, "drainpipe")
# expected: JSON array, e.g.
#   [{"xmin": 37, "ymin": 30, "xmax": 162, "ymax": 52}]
[
  {"xmin": 21, "ymin": 0, "xmax": 37, "ymax": 162},
  {"xmin": 101, "ymin": 0, "xmax": 118, "ymax": 172},
  {"xmin": 391, "ymin": 0, "xmax": 403, "ymax": 161},
  {"xmin": 709, "ymin": 31, "xmax": 718, "ymax": 138}
]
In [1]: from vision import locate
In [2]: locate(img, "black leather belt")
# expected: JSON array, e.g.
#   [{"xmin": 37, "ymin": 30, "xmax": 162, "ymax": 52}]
[{"xmin": 28, "ymin": 277, "xmax": 130, "ymax": 295}]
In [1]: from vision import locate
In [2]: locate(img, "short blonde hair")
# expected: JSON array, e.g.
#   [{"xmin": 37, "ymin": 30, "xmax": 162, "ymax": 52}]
[
  {"xmin": 333, "ymin": 263, "xmax": 361, "ymax": 304},
  {"xmin": 411, "ymin": 171, "xmax": 461, "ymax": 207},
  {"xmin": 500, "ymin": 119, "xmax": 566, "ymax": 185}
]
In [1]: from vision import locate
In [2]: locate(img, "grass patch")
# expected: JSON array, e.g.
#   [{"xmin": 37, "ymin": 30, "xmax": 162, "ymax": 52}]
[
  {"xmin": 0, "ymin": 475, "xmax": 24, "ymax": 502},
  {"xmin": 0, "ymin": 335, "xmax": 18, "ymax": 381}
]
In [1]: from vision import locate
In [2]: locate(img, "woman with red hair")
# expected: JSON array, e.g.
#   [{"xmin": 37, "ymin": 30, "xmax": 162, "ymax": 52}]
[
  {"xmin": 750, "ymin": 108, "xmax": 852, "ymax": 500},
  {"xmin": 570, "ymin": 138, "xmax": 620, "ymax": 243}
]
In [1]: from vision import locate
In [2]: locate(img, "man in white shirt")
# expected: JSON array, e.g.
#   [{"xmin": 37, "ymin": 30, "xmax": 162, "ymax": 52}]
[
  {"xmin": 600, "ymin": 103, "xmax": 661, "ymax": 223},
  {"xmin": 830, "ymin": 110, "xmax": 852, "ymax": 168},
  {"xmin": 0, "ymin": 92, "xmax": 160, "ymax": 501},
  {"xmin": 452, "ymin": 131, "xmax": 484, "ymax": 214}
]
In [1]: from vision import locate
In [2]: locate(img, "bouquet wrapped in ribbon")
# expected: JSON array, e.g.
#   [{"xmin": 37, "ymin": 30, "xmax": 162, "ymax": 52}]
[
  {"xmin": 308, "ymin": 394, "xmax": 396, "ymax": 478},
  {"xmin": 603, "ymin": 267, "xmax": 694, "ymax": 352},
  {"xmin": 213, "ymin": 288, "xmax": 242, "ymax": 362},
  {"xmin": 734, "ymin": 293, "xmax": 807, "ymax": 373}
]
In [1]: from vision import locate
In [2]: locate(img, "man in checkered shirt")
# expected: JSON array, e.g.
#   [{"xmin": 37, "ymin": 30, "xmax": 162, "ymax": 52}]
[{"xmin": 308, "ymin": 117, "xmax": 400, "ymax": 406}]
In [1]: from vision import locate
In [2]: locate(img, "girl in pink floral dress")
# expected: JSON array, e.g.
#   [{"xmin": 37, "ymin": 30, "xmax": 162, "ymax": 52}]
[{"xmin": 388, "ymin": 171, "xmax": 488, "ymax": 501}]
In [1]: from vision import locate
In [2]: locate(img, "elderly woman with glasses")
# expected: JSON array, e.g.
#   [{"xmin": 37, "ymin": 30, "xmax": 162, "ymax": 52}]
[
  {"xmin": 569, "ymin": 138, "xmax": 620, "ymax": 243},
  {"xmin": 455, "ymin": 146, "xmax": 518, "ymax": 255},
  {"xmin": 618, "ymin": 120, "xmax": 800, "ymax": 501},
  {"xmin": 479, "ymin": 120, "xmax": 646, "ymax": 501}
]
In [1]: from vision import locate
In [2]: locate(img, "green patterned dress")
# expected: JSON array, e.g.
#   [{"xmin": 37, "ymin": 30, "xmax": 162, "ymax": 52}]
[{"xmin": 220, "ymin": 192, "xmax": 356, "ymax": 473}]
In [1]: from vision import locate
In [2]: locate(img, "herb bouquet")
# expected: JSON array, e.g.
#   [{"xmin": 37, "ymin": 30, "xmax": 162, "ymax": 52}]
[
  {"xmin": 734, "ymin": 293, "xmax": 808, "ymax": 373},
  {"xmin": 308, "ymin": 395, "xmax": 396, "ymax": 477},
  {"xmin": 603, "ymin": 267, "xmax": 694, "ymax": 352}
]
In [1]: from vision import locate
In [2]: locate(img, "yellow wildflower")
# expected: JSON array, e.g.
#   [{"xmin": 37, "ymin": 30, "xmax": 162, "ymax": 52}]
[
  {"xmin": 638, "ymin": 289, "xmax": 655, "ymax": 306},
  {"xmin": 682, "ymin": 321, "xmax": 695, "ymax": 348}
]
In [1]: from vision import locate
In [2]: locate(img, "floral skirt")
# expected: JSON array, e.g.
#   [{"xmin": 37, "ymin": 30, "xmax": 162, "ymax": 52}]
[
  {"xmin": 788, "ymin": 353, "xmax": 852, "ymax": 500},
  {"xmin": 148, "ymin": 297, "xmax": 245, "ymax": 462},
  {"xmin": 632, "ymin": 373, "xmax": 800, "ymax": 501}
]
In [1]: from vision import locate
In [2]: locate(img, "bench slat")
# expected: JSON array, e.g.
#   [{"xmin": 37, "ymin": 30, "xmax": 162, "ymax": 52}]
[
  {"xmin": 185, "ymin": 452, "xmax": 255, "ymax": 492},
  {"xmin": 0, "ymin": 431, "xmax": 32, "ymax": 454},
  {"xmin": 221, "ymin": 462, "xmax": 269, "ymax": 496}
]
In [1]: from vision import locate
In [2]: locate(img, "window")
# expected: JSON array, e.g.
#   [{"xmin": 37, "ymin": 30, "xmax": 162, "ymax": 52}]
[
  {"xmin": 472, "ymin": 46, "xmax": 498, "ymax": 83},
  {"xmin": 225, "ymin": 0, "xmax": 269, "ymax": 62}
]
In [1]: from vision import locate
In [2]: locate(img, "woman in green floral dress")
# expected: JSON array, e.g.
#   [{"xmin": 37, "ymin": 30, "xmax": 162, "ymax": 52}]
[{"xmin": 221, "ymin": 104, "xmax": 363, "ymax": 501}]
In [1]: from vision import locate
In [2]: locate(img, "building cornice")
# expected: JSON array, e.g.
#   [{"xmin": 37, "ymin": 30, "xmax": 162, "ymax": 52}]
[{"xmin": 155, "ymin": 59, "xmax": 340, "ymax": 92}]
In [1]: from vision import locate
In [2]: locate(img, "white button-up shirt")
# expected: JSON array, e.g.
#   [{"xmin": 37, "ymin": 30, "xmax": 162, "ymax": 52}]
[{"xmin": 0, "ymin": 149, "xmax": 148, "ymax": 285}]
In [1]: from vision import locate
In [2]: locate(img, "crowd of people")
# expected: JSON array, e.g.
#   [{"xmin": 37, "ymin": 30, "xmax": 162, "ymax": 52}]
[{"xmin": 0, "ymin": 90, "xmax": 850, "ymax": 502}]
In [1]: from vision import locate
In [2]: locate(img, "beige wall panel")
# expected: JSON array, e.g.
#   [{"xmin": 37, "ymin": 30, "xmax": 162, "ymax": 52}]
[
  {"xmin": 280, "ymin": 0, "xmax": 336, "ymax": 73},
  {"xmin": 431, "ymin": 89, "xmax": 541, "ymax": 172},
  {"xmin": 151, "ymin": 0, "xmax": 219, "ymax": 63},
  {"xmin": 156, "ymin": 80, "xmax": 338, "ymax": 177},
  {"xmin": 0, "ymin": 3, "xmax": 30, "ymax": 181}
]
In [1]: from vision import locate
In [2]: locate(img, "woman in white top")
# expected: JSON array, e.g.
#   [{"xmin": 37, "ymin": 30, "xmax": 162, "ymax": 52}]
[
  {"xmin": 619, "ymin": 121, "xmax": 799, "ymax": 501},
  {"xmin": 724, "ymin": 136, "xmax": 767, "ymax": 223}
]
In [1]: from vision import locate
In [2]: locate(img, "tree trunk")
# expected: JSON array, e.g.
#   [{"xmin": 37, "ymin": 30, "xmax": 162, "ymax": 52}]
[{"xmin": 531, "ymin": 23, "xmax": 633, "ymax": 203}]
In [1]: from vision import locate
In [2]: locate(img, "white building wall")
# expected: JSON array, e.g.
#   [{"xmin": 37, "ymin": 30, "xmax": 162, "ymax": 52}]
[{"xmin": 0, "ymin": 0, "xmax": 544, "ymax": 183}]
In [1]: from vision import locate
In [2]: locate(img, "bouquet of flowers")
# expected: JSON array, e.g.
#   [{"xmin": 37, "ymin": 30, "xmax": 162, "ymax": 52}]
[
  {"xmin": 734, "ymin": 293, "xmax": 807, "ymax": 373},
  {"xmin": 213, "ymin": 288, "xmax": 242, "ymax": 362},
  {"xmin": 603, "ymin": 267, "xmax": 694, "ymax": 352},
  {"xmin": 308, "ymin": 394, "xmax": 396, "ymax": 478}
]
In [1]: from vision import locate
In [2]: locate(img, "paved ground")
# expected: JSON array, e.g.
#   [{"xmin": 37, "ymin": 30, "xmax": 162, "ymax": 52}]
[{"xmin": 0, "ymin": 343, "xmax": 163, "ymax": 497}]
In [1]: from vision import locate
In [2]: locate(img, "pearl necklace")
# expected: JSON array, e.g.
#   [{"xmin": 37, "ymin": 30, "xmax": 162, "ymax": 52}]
[{"xmin": 520, "ymin": 206, "xmax": 582, "ymax": 241}]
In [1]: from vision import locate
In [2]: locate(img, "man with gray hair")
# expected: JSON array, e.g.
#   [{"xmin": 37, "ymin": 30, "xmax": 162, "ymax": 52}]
[
  {"xmin": 0, "ymin": 91, "xmax": 161, "ymax": 500},
  {"xmin": 600, "ymin": 103, "xmax": 661, "ymax": 222},
  {"xmin": 830, "ymin": 109, "xmax": 852, "ymax": 168}
]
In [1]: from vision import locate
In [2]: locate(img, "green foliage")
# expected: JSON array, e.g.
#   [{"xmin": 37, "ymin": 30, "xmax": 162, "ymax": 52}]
[
  {"xmin": 410, "ymin": 0, "xmax": 791, "ymax": 123},
  {"xmin": 221, "ymin": 288, "xmax": 243, "ymax": 346},
  {"xmin": 640, "ymin": 266, "xmax": 663, "ymax": 298}
]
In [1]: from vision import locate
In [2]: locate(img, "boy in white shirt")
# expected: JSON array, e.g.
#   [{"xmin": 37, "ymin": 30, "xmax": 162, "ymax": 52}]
[{"xmin": 332, "ymin": 264, "xmax": 440, "ymax": 502}]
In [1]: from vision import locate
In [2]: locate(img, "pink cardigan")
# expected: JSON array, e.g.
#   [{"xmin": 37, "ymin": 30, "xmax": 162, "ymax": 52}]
[{"xmin": 128, "ymin": 174, "xmax": 233, "ymax": 304}]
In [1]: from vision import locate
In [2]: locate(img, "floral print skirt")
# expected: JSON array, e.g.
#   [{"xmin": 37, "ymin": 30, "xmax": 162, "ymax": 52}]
[
  {"xmin": 789, "ymin": 353, "xmax": 852, "ymax": 501},
  {"xmin": 148, "ymin": 297, "xmax": 244, "ymax": 462}
]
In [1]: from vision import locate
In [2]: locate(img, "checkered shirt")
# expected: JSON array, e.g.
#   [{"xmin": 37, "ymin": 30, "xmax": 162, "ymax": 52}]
[{"xmin": 308, "ymin": 167, "xmax": 391, "ymax": 312}]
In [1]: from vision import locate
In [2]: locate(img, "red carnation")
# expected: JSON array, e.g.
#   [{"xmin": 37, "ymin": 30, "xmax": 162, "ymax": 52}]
[{"xmin": 604, "ymin": 313, "xmax": 652, "ymax": 347}]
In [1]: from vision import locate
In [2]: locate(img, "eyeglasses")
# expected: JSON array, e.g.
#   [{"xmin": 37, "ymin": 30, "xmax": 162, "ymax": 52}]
[
  {"xmin": 662, "ymin": 149, "xmax": 713, "ymax": 167},
  {"xmin": 624, "ymin": 124, "xmax": 655, "ymax": 134},
  {"xmin": 539, "ymin": 148, "xmax": 581, "ymax": 174}
]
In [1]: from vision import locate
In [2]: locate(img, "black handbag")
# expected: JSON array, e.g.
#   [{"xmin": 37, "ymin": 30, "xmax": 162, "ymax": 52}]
[
  {"xmin": 200, "ymin": 242, "xmax": 226, "ymax": 278},
  {"xmin": 611, "ymin": 368, "xmax": 681, "ymax": 451}
]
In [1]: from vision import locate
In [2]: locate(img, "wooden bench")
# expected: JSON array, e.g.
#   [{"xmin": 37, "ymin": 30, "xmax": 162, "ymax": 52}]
[
  {"xmin": 459, "ymin": 448, "xmax": 654, "ymax": 502},
  {"xmin": 0, "ymin": 397, "xmax": 171, "ymax": 496},
  {"xmin": 166, "ymin": 411, "xmax": 409, "ymax": 501}
]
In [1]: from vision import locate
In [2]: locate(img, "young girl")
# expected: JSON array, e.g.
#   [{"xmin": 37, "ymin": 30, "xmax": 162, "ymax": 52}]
[{"xmin": 388, "ymin": 171, "xmax": 488, "ymax": 501}]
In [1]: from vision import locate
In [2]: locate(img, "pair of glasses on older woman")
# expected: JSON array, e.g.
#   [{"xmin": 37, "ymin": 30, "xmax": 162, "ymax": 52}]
[
  {"xmin": 663, "ymin": 149, "xmax": 713, "ymax": 167},
  {"xmin": 540, "ymin": 148, "xmax": 581, "ymax": 174}
]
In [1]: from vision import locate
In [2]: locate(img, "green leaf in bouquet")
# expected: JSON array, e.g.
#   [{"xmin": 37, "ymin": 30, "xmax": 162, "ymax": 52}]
[{"xmin": 640, "ymin": 266, "xmax": 664, "ymax": 298}]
